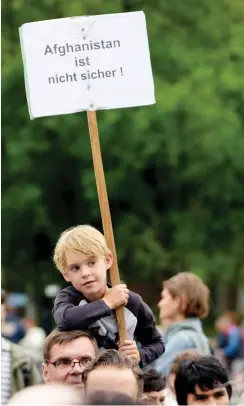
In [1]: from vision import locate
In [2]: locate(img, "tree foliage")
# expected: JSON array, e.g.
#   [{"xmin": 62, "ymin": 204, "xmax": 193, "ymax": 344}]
[{"xmin": 2, "ymin": 0, "xmax": 244, "ymax": 308}]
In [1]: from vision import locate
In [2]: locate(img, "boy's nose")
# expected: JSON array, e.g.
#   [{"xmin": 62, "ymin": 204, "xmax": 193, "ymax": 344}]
[{"xmin": 81, "ymin": 265, "xmax": 91, "ymax": 277}]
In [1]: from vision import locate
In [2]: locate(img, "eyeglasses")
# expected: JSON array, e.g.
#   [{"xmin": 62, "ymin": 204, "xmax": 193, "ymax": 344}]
[{"xmin": 45, "ymin": 356, "xmax": 92, "ymax": 370}]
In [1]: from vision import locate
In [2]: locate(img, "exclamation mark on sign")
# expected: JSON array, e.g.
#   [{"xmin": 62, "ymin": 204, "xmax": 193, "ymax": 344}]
[{"xmin": 120, "ymin": 67, "xmax": 123, "ymax": 76}]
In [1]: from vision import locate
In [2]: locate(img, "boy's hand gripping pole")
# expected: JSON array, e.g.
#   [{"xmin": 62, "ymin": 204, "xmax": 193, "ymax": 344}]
[{"xmin": 87, "ymin": 110, "xmax": 128, "ymax": 342}]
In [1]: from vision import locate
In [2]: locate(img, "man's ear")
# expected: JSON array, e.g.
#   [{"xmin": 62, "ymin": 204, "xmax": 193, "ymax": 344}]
[
  {"xmin": 62, "ymin": 271, "xmax": 71, "ymax": 282},
  {"xmin": 140, "ymin": 394, "xmax": 148, "ymax": 404},
  {"xmin": 42, "ymin": 362, "xmax": 50, "ymax": 383},
  {"xmin": 105, "ymin": 252, "xmax": 113, "ymax": 270}
]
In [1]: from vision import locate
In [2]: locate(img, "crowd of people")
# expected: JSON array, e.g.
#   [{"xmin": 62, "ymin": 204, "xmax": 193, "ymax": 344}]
[{"xmin": 1, "ymin": 225, "xmax": 244, "ymax": 405}]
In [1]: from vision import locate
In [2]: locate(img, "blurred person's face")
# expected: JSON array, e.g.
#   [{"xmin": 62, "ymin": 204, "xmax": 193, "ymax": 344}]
[
  {"xmin": 143, "ymin": 389, "xmax": 166, "ymax": 405},
  {"xmin": 158, "ymin": 288, "xmax": 183, "ymax": 322},
  {"xmin": 1, "ymin": 302, "xmax": 6, "ymax": 324},
  {"xmin": 62, "ymin": 249, "xmax": 112, "ymax": 301},
  {"xmin": 42, "ymin": 336, "xmax": 96, "ymax": 389},
  {"xmin": 8, "ymin": 383, "xmax": 82, "ymax": 406},
  {"xmin": 187, "ymin": 385, "xmax": 230, "ymax": 405},
  {"xmin": 215, "ymin": 317, "xmax": 229, "ymax": 333},
  {"xmin": 85, "ymin": 366, "xmax": 139, "ymax": 401}
]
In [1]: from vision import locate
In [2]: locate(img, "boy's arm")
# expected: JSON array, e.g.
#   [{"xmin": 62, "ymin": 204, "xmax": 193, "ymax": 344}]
[
  {"xmin": 53, "ymin": 289, "xmax": 112, "ymax": 330},
  {"xmin": 135, "ymin": 300, "xmax": 165, "ymax": 367}
]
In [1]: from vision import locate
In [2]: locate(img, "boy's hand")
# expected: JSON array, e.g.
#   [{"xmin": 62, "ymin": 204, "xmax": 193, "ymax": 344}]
[
  {"xmin": 102, "ymin": 284, "xmax": 129, "ymax": 309},
  {"xmin": 119, "ymin": 340, "xmax": 141, "ymax": 363}
]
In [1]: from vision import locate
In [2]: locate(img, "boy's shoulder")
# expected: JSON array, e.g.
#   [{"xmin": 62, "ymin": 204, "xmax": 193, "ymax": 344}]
[
  {"xmin": 127, "ymin": 289, "xmax": 151, "ymax": 316},
  {"xmin": 128, "ymin": 289, "xmax": 142, "ymax": 303},
  {"xmin": 56, "ymin": 285, "xmax": 84, "ymax": 303}
]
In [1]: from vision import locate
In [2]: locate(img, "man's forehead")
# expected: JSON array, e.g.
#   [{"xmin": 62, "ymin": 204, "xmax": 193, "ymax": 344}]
[
  {"xmin": 89, "ymin": 366, "xmax": 135, "ymax": 379},
  {"xmin": 194, "ymin": 384, "xmax": 227, "ymax": 395},
  {"xmin": 146, "ymin": 389, "xmax": 166, "ymax": 398},
  {"xmin": 86, "ymin": 367, "xmax": 138, "ymax": 398},
  {"xmin": 50, "ymin": 337, "xmax": 96, "ymax": 357}
]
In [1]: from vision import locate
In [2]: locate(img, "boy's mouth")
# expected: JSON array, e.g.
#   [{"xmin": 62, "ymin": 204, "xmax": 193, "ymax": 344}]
[{"xmin": 82, "ymin": 280, "xmax": 95, "ymax": 287}]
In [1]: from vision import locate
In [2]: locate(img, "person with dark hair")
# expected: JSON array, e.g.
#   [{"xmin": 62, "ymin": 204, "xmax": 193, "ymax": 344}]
[
  {"xmin": 168, "ymin": 350, "xmax": 203, "ymax": 397},
  {"xmin": 174, "ymin": 356, "xmax": 232, "ymax": 405},
  {"xmin": 83, "ymin": 349, "xmax": 144, "ymax": 402},
  {"xmin": 142, "ymin": 367, "xmax": 166, "ymax": 405}
]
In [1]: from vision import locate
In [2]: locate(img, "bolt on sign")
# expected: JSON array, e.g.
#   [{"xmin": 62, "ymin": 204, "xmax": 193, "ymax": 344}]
[{"xmin": 19, "ymin": 11, "xmax": 155, "ymax": 340}]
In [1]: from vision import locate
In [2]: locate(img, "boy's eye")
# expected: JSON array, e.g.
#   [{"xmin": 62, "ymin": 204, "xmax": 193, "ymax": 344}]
[
  {"xmin": 88, "ymin": 260, "xmax": 96, "ymax": 267},
  {"xmin": 71, "ymin": 265, "xmax": 80, "ymax": 271}
]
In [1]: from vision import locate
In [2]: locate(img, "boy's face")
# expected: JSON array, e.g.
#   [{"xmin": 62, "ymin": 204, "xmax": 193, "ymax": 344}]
[{"xmin": 63, "ymin": 249, "xmax": 112, "ymax": 301}]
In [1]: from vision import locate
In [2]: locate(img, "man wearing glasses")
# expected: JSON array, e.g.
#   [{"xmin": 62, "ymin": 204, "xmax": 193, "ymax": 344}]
[{"xmin": 42, "ymin": 330, "xmax": 98, "ymax": 389}]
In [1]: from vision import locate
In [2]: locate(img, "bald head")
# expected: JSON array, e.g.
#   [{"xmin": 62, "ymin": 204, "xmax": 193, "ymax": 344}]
[{"xmin": 8, "ymin": 383, "xmax": 82, "ymax": 406}]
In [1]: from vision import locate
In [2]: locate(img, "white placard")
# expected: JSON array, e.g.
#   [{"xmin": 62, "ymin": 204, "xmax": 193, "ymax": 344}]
[{"xmin": 19, "ymin": 11, "xmax": 155, "ymax": 119}]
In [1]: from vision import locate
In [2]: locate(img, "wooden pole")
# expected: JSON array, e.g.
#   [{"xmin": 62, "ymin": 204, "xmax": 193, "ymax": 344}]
[{"xmin": 87, "ymin": 110, "xmax": 127, "ymax": 342}]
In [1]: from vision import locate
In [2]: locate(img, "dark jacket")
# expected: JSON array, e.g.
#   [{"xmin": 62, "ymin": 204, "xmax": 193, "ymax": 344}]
[{"xmin": 53, "ymin": 285, "xmax": 164, "ymax": 367}]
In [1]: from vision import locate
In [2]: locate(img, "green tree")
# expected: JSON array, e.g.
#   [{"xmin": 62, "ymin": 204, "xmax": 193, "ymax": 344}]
[{"xmin": 2, "ymin": 0, "xmax": 244, "ymax": 310}]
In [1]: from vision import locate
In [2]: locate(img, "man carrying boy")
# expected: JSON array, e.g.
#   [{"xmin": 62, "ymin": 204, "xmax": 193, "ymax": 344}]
[{"xmin": 53, "ymin": 225, "xmax": 164, "ymax": 367}]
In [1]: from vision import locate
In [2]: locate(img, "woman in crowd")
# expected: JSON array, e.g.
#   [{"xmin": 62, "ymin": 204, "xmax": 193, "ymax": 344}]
[{"xmin": 154, "ymin": 272, "xmax": 211, "ymax": 375}]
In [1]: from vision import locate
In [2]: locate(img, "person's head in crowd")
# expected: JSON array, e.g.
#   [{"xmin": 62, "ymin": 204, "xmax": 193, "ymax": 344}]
[
  {"xmin": 158, "ymin": 272, "xmax": 210, "ymax": 325},
  {"xmin": 7, "ymin": 383, "xmax": 82, "ymax": 406},
  {"xmin": 174, "ymin": 356, "xmax": 232, "ymax": 405},
  {"xmin": 42, "ymin": 329, "xmax": 98, "ymax": 389},
  {"xmin": 216, "ymin": 311, "xmax": 240, "ymax": 334},
  {"xmin": 168, "ymin": 350, "xmax": 203, "ymax": 395},
  {"xmin": 83, "ymin": 349, "xmax": 143, "ymax": 402},
  {"xmin": 142, "ymin": 367, "xmax": 166, "ymax": 405},
  {"xmin": 1, "ymin": 288, "xmax": 7, "ymax": 323},
  {"xmin": 53, "ymin": 225, "xmax": 112, "ymax": 302},
  {"xmin": 86, "ymin": 390, "xmax": 138, "ymax": 405}
]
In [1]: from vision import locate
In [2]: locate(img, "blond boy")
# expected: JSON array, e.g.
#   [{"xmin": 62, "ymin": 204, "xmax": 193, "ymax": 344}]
[{"xmin": 53, "ymin": 225, "xmax": 164, "ymax": 367}]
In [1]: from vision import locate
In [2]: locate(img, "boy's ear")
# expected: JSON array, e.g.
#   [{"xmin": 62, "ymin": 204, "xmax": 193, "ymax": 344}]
[
  {"xmin": 105, "ymin": 252, "xmax": 113, "ymax": 270},
  {"xmin": 62, "ymin": 271, "xmax": 71, "ymax": 282}
]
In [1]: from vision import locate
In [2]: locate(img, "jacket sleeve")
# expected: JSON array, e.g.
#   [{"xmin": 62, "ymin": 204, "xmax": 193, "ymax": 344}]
[
  {"xmin": 28, "ymin": 363, "xmax": 42, "ymax": 386},
  {"xmin": 153, "ymin": 334, "xmax": 195, "ymax": 376},
  {"xmin": 135, "ymin": 301, "xmax": 164, "ymax": 367},
  {"xmin": 223, "ymin": 328, "xmax": 240, "ymax": 357},
  {"xmin": 53, "ymin": 290, "xmax": 112, "ymax": 330}
]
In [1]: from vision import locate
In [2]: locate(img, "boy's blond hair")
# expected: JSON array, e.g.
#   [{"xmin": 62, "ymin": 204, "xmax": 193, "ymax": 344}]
[{"xmin": 54, "ymin": 225, "xmax": 110, "ymax": 273}]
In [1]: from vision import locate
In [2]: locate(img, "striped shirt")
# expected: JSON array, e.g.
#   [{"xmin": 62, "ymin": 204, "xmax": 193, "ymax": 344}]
[{"xmin": 1, "ymin": 337, "xmax": 12, "ymax": 405}]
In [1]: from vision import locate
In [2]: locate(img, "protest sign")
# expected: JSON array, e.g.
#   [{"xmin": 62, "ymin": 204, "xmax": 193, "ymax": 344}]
[
  {"xmin": 19, "ymin": 11, "xmax": 155, "ymax": 341},
  {"xmin": 19, "ymin": 11, "xmax": 155, "ymax": 118}
]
